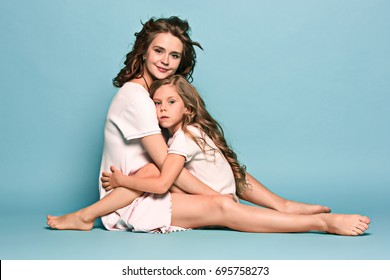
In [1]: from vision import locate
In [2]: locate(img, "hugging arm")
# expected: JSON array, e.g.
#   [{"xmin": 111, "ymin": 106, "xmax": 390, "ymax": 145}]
[
  {"xmin": 142, "ymin": 134, "xmax": 219, "ymax": 195},
  {"xmin": 114, "ymin": 134, "xmax": 219, "ymax": 195},
  {"xmin": 103, "ymin": 154, "xmax": 186, "ymax": 194}
]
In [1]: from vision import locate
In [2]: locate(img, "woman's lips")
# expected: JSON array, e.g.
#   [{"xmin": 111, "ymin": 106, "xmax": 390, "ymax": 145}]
[{"xmin": 157, "ymin": 66, "xmax": 168, "ymax": 73}]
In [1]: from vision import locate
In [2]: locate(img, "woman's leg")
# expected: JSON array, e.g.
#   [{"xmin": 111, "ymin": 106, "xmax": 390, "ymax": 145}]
[
  {"xmin": 170, "ymin": 193, "xmax": 370, "ymax": 236},
  {"xmin": 47, "ymin": 163, "xmax": 159, "ymax": 230},
  {"xmin": 240, "ymin": 173, "xmax": 331, "ymax": 214}
]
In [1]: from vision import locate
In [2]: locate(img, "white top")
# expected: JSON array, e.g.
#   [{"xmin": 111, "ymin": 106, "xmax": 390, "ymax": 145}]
[
  {"xmin": 99, "ymin": 82, "xmax": 161, "ymax": 228},
  {"xmin": 168, "ymin": 125, "xmax": 237, "ymax": 197}
]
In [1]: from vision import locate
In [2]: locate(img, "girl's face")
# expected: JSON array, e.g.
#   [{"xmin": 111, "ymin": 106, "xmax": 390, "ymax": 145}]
[
  {"xmin": 143, "ymin": 33, "xmax": 183, "ymax": 84},
  {"xmin": 153, "ymin": 84, "xmax": 188, "ymax": 134}
]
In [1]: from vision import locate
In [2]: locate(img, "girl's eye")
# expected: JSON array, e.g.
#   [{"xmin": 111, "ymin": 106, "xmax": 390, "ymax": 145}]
[
  {"xmin": 168, "ymin": 100, "xmax": 175, "ymax": 104},
  {"xmin": 154, "ymin": 101, "xmax": 161, "ymax": 105}
]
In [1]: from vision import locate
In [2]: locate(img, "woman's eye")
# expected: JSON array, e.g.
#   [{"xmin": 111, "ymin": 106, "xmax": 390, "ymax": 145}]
[
  {"xmin": 168, "ymin": 100, "xmax": 175, "ymax": 104},
  {"xmin": 154, "ymin": 101, "xmax": 161, "ymax": 105},
  {"xmin": 154, "ymin": 48, "xmax": 162, "ymax": 54},
  {"xmin": 172, "ymin": 54, "xmax": 180, "ymax": 59}
]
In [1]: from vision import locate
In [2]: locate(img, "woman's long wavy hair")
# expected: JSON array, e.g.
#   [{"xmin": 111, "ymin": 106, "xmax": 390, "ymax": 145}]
[
  {"xmin": 113, "ymin": 16, "xmax": 202, "ymax": 88},
  {"xmin": 150, "ymin": 75, "xmax": 249, "ymax": 194}
]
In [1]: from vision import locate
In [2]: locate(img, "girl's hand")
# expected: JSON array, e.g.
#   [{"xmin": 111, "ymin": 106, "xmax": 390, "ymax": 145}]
[{"xmin": 101, "ymin": 166, "xmax": 124, "ymax": 191}]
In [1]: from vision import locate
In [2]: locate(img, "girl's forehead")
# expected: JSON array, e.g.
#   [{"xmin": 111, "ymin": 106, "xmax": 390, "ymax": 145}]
[{"xmin": 154, "ymin": 84, "xmax": 179, "ymax": 97}]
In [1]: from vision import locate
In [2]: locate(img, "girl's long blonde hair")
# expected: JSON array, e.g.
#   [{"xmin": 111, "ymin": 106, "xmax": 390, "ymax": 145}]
[{"xmin": 150, "ymin": 75, "xmax": 249, "ymax": 194}]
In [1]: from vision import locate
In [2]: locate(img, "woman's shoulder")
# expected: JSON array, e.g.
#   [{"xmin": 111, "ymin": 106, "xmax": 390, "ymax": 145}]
[
  {"xmin": 114, "ymin": 82, "xmax": 150, "ymax": 103},
  {"xmin": 119, "ymin": 81, "xmax": 148, "ymax": 94}
]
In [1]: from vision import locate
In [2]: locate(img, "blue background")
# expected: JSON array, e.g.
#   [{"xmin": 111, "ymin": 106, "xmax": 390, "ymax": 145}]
[{"xmin": 0, "ymin": 0, "xmax": 389, "ymax": 259}]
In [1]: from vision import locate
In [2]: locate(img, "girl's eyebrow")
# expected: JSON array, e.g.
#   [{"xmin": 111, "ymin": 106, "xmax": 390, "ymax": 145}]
[{"xmin": 153, "ymin": 95, "xmax": 179, "ymax": 100}]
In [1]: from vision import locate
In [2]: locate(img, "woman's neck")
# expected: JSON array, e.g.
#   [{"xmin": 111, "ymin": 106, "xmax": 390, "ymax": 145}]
[{"xmin": 131, "ymin": 77, "xmax": 151, "ymax": 93}]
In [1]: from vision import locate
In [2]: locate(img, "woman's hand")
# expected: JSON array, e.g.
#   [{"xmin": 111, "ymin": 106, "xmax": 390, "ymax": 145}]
[{"xmin": 101, "ymin": 166, "xmax": 125, "ymax": 191}]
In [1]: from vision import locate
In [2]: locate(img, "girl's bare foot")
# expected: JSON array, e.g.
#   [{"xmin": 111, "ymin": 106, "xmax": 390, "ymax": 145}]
[
  {"xmin": 319, "ymin": 213, "xmax": 370, "ymax": 236},
  {"xmin": 46, "ymin": 209, "xmax": 94, "ymax": 231},
  {"xmin": 280, "ymin": 200, "xmax": 331, "ymax": 215}
]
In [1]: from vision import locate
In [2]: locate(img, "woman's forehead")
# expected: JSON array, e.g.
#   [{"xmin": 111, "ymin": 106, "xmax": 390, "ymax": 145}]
[{"xmin": 150, "ymin": 33, "xmax": 183, "ymax": 53}]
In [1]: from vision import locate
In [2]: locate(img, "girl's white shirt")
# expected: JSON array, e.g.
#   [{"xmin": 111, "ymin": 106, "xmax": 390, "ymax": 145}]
[{"xmin": 167, "ymin": 125, "xmax": 237, "ymax": 199}]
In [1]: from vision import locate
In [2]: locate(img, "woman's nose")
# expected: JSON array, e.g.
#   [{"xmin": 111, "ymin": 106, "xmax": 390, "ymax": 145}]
[{"xmin": 161, "ymin": 54, "xmax": 169, "ymax": 65}]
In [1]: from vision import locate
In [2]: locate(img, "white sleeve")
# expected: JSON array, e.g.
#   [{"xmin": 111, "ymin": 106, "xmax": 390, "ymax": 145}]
[
  {"xmin": 116, "ymin": 90, "xmax": 160, "ymax": 141},
  {"xmin": 168, "ymin": 130, "xmax": 198, "ymax": 162}
]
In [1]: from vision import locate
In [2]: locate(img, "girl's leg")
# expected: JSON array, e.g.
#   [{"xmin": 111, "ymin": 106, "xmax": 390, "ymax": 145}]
[
  {"xmin": 241, "ymin": 173, "xmax": 331, "ymax": 214},
  {"xmin": 170, "ymin": 194, "xmax": 370, "ymax": 236},
  {"xmin": 47, "ymin": 163, "xmax": 159, "ymax": 230}
]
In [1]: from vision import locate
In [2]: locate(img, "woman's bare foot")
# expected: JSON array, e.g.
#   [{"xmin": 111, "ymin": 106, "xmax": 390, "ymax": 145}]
[
  {"xmin": 46, "ymin": 209, "xmax": 94, "ymax": 231},
  {"xmin": 319, "ymin": 213, "xmax": 370, "ymax": 236},
  {"xmin": 280, "ymin": 200, "xmax": 331, "ymax": 215}
]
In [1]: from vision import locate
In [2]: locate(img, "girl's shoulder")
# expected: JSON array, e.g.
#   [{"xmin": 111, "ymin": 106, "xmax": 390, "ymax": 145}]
[
  {"xmin": 170, "ymin": 126, "xmax": 199, "ymax": 145},
  {"xmin": 186, "ymin": 125, "xmax": 203, "ymax": 137}
]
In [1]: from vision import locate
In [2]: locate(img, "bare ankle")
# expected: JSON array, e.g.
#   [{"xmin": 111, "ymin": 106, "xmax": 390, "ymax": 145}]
[
  {"xmin": 316, "ymin": 213, "xmax": 329, "ymax": 232},
  {"xmin": 79, "ymin": 208, "xmax": 96, "ymax": 224}
]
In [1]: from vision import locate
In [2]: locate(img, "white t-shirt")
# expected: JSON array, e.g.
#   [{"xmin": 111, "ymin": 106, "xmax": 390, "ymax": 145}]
[
  {"xmin": 168, "ymin": 125, "xmax": 237, "ymax": 197},
  {"xmin": 99, "ymin": 82, "xmax": 161, "ymax": 228}
]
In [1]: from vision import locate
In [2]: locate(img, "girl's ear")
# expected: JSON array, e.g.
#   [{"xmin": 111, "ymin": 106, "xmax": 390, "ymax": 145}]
[{"xmin": 184, "ymin": 107, "xmax": 194, "ymax": 123}]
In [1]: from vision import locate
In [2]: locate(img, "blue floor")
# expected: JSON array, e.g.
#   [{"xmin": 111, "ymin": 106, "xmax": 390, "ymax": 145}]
[{"xmin": 1, "ymin": 210, "xmax": 388, "ymax": 260}]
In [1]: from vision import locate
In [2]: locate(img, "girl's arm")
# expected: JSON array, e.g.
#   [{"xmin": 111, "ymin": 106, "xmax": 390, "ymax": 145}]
[
  {"xmin": 142, "ymin": 134, "xmax": 219, "ymax": 195},
  {"xmin": 102, "ymin": 153, "xmax": 186, "ymax": 194},
  {"xmin": 107, "ymin": 133, "xmax": 219, "ymax": 195}
]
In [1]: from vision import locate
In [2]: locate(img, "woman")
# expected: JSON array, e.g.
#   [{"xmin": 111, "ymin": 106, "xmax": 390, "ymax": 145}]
[{"xmin": 47, "ymin": 16, "xmax": 370, "ymax": 235}]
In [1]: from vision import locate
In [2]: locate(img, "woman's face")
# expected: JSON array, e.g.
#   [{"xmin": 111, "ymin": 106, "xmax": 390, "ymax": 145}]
[{"xmin": 143, "ymin": 33, "xmax": 183, "ymax": 83}]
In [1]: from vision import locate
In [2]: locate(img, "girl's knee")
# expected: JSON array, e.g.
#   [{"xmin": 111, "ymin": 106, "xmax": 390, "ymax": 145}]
[{"xmin": 214, "ymin": 195, "xmax": 236, "ymax": 213}]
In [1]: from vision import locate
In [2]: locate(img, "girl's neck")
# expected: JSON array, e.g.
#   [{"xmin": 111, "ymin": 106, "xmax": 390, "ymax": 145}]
[{"xmin": 168, "ymin": 123, "xmax": 183, "ymax": 135}]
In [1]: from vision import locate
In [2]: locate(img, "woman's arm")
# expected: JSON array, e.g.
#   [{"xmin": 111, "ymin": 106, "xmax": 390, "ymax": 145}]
[
  {"xmin": 102, "ymin": 154, "xmax": 186, "ymax": 194},
  {"xmin": 139, "ymin": 134, "xmax": 220, "ymax": 195}
]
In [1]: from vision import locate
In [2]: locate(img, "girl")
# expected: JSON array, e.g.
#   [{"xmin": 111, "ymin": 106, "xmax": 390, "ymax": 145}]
[
  {"xmin": 102, "ymin": 75, "xmax": 247, "ymax": 203},
  {"xmin": 47, "ymin": 16, "xmax": 370, "ymax": 235}
]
